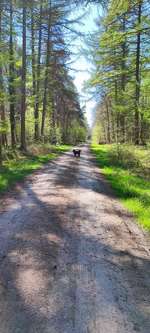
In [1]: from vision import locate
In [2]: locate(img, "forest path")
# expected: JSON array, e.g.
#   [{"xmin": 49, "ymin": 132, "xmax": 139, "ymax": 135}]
[{"xmin": 0, "ymin": 145, "xmax": 149, "ymax": 333}]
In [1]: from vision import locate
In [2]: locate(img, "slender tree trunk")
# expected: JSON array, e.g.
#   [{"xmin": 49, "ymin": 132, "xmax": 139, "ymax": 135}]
[
  {"xmin": 31, "ymin": 5, "xmax": 38, "ymax": 140},
  {"xmin": 41, "ymin": 0, "xmax": 51, "ymax": 137},
  {"xmin": 114, "ymin": 80, "xmax": 120, "ymax": 143},
  {"xmin": 9, "ymin": 0, "xmax": 16, "ymax": 147},
  {"xmin": 20, "ymin": 4, "xmax": 27, "ymax": 151},
  {"xmin": 0, "ymin": 4, "xmax": 3, "ymax": 155},
  {"xmin": 105, "ymin": 97, "xmax": 111, "ymax": 143},
  {"xmin": 135, "ymin": 0, "xmax": 142, "ymax": 145},
  {"xmin": 121, "ymin": 14, "xmax": 126, "ymax": 143},
  {"xmin": 34, "ymin": 1, "xmax": 43, "ymax": 140},
  {"xmin": 0, "ymin": 4, "xmax": 7, "ymax": 154},
  {"xmin": 51, "ymin": 95, "xmax": 56, "ymax": 144},
  {"xmin": 109, "ymin": 97, "xmax": 115, "ymax": 143},
  {"xmin": 0, "ymin": 4, "xmax": 2, "ymax": 165},
  {"xmin": 140, "ymin": 112, "xmax": 146, "ymax": 145}
]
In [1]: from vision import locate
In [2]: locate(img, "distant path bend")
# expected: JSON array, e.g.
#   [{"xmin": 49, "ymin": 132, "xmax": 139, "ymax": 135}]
[{"xmin": 0, "ymin": 145, "xmax": 149, "ymax": 333}]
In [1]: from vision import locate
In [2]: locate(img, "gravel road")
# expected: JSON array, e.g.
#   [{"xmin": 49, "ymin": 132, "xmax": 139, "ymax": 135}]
[{"xmin": 0, "ymin": 145, "xmax": 149, "ymax": 333}]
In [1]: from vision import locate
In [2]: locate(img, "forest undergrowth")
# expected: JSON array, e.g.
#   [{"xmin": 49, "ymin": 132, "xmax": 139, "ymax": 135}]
[
  {"xmin": 91, "ymin": 144, "xmax": 150, "ymax": 231},
  {"xmin": 0, "ymin": 144, "xmax": 71, "ymax": 194}
]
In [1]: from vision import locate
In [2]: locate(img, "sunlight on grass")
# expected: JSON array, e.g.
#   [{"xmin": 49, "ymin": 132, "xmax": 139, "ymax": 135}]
[
  {"xmin": 0, "ymin": 144, "xmax": 71, "ymax": 193},
  {"xmin": 91, "ymin": 144, "xmax": 150, "ymax": 231}
]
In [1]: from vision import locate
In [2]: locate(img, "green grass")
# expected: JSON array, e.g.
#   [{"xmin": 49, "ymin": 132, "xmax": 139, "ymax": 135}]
[
  {"xmin": 0, "ymin": 144, "xmax": 71, "ymax": 194},
  {"xmin": 91, "ymin": 144, "xmax": 150, "ymax": 231}
]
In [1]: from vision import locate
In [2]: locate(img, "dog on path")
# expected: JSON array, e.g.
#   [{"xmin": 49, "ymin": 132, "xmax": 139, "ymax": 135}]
[{"xmin": 73, "ymin": 148, "xmax": 81, "ymax": 157}]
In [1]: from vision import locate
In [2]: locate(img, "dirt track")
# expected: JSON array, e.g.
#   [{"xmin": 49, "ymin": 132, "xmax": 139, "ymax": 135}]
[{"xmin": 0, "ymin": 145, "xmax": 149, "ymax": 333}]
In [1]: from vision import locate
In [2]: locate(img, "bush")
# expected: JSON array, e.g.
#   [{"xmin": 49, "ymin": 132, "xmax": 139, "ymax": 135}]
[{"xmin": 109, "ymin": 144, "xmax": 142, "ymax": 170}]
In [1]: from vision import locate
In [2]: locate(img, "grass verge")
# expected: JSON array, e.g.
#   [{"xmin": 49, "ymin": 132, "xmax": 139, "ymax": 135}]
[
  {"xmin": 91, "ymin": 144, "xmax": 150, "ymax": 231},
  {"xmin": 0, "ymin": 144, "xmax": 71, "ymax": 194}
]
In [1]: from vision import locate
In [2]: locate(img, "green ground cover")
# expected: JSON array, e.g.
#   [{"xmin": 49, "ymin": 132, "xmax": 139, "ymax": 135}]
[
  {"xmin": 0, "ymin": 144, "xmax": 71, "ymax": 193},
  {"xmin": 91, "ymin": 144, "xmax": 150, "ymax": 231}
]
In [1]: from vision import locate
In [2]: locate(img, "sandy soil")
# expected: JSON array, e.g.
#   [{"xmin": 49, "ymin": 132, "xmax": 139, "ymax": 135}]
[{"xmin": 0, "ymin": 145, "xmax": 149, "ymax": 333}]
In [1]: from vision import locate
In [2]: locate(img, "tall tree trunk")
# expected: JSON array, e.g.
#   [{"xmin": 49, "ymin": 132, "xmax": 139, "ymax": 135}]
[
  {"xmin": 41, "ymin": 0, "xmax": 51, "ymax": 137},
  {"xmin": 120, "ymin": 14, "xmax": 126, "ymax": 143},
  {"xmin": 105, "ymin": 97, "xmax": 111, "ymax": 143},
  {"xmin": 0, "ymin": 3, "xmax": 7, "ymax": 154},
  {"xmin": 108, "ymin": 97, "xmax": 115, "ymax": 143},
  {"xmin": 0, "ymin": 3, "xmax": 3, "ymax": 162},
  {"xmin": 115, "ymin": 80, "xmax": 120, "ymax": 143},
  {"xmin": 31, "ymin": 5, "xmax": 37, "ymax": 140},
  {"xmin": 9, "ymin": 0, "xmax": 16, "ymax": 147},
  {"xmin": 50, "ymin": 95, "xmax": 56, "ymax": 144},
  {"xmin": 140, "ymin": 112, "xmax": 146, "ymax": 145},
  {"xmin": 34, "ymin": 1, "xmax": 43, "ymax": 140},
  {"xmin": 135, "ymin": 0, "xmax": 142, "ymax": 145},
  {"xmin": 20, "ymin": 3, "xmax": 27, "ymax": 151}
]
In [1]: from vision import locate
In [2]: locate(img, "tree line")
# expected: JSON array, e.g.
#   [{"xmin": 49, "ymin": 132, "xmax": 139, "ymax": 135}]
[
  {"xmin": 88, "ymin": 0, "xmax": 150, "ymax": 145},
  {"xmin": 0, "ymin": 0, "xmax": 87, "ymax": 163}
]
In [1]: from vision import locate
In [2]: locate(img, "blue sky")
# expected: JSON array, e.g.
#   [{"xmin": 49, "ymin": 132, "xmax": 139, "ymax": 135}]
[{"xmin": 69, "ymin": 4, "xmax": 100, "ymax": 126}]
